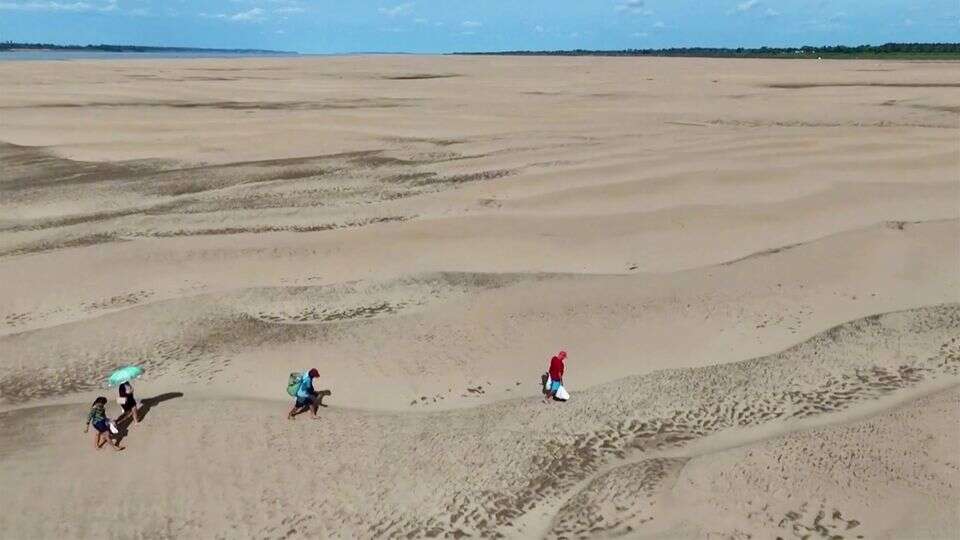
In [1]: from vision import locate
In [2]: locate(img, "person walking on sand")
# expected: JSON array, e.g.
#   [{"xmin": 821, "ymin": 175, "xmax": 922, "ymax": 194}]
[
  {"xmin": 85, "ymin": 397, "xmax": 125, "ymax": 451},
  {"xmin": 544, "ymin": 350, "xmax": 567, "ymax": 403},
  {"xmin": 117, "ymin": 380, "xmax": 140, "ymax": 425},
  {"xmin": 288, "ymin": 368, "xmax": 322, "ymax": 420}
]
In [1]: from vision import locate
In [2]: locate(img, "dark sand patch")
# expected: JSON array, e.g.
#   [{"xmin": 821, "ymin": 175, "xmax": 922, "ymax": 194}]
[
  {"xmin": 767, "ymin": 82, "xmax": 960, "ymax": 89},
  {"xmin": 382, "ymin": 73, "xmax": 460, "ymax": 80},
  {"xmin": 879, "ymin": 100, "xmax": 960, "ymax": 114},
  {"xmin": 144, "ymin": 215, "xmax": 413, "ymax": 238},
  {"xmin": 1, "ymin": 98, "xmax": 418, "ymax": 111},
  {"xmin": 383, "ymin": 136, "xmax": 467, "ymax": 147},
  {"xmin": 0, "ymin": 142, "xmax": 169, "ymax": 192},
  {"xmin": 522, "ymin": 91, "xmax": 564, "ymax": 96},
  {"xmin": 0, "ymin": 233, "xmax": 126, "ymax": 258},
  {"xmin": 909, "ymin": 104, "xmax": 960, "ymax": 114},
  {"xmin": 410, "ymin": 168, "xmax": 515, "ymax": 187},
  {"xmin": 706, "ymin": 119, "xmax": 954, "ymax": 129}
]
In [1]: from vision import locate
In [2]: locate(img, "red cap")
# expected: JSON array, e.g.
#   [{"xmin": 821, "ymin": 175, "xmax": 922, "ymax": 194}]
[{"xmin": 558, "ymin": 351, "xmax": 567, "ymax": 359}]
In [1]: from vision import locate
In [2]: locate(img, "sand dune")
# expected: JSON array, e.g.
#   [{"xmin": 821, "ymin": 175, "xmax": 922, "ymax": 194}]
[
  {"xmin": 0, "ymin": 56, "xmax": 957, "ymax": 538},
  {"xmin": 2, "ymin": 219, "xmax": 957, "ymax": 411},
  {"xmin": 1, "ymin": 305, "xmax": 957, "ymax": 538}
]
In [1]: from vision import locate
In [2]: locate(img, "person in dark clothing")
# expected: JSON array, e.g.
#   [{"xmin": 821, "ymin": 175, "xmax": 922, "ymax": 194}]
[
  {"xmin": 544, "ymin": 350, "xmax": 567, "ymax": 403},
  {"xmin": 117, "ymin": 381, "xmax": 140, "ymax": 424},
  {"xmin": 84, "ymin": 396, "xmax": 124, "ymax": 451}
]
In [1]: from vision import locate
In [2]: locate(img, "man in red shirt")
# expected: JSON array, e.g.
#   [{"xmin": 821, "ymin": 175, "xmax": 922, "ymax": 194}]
[{"xmin": 544, "ymin": 350, "xmax": 567, "ymax": 403}]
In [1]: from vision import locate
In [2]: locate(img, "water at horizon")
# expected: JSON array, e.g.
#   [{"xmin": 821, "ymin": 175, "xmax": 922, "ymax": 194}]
[{"xmin": 0, "ymin": 50, "xmax": 303, "ymax": 61}]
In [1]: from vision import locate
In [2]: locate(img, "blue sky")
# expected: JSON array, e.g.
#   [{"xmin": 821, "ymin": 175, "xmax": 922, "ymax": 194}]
[{"xmin": 1, "ymin": 1, "xmax": 957, "ymax": 53}]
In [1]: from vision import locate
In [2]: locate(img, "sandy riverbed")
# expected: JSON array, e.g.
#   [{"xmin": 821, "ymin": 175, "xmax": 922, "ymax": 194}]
[{"xmin": 0, "ymin": 55, "xmax": 957, "ymax": 538}]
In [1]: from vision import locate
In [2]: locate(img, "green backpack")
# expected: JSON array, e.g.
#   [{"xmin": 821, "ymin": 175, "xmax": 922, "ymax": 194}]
[{"xmin": 286, "ymin": 372, "xmax": 303, "ymax": 397}]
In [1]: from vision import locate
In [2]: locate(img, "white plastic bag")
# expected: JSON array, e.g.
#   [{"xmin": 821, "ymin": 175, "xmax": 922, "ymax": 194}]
[
  {"xmin": 555, "ymin": 385, "xmax": 570, "ymax": 401},
  {"xmin": 544, "ymin": 375, "xmax": 552, "ymax": 392},
  {"xmin": 108, "ymin": 420, "xmax": 119, "ymax": 434}
]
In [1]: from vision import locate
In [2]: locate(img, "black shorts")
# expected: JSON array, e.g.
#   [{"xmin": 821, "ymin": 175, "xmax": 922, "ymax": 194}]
[
  {"xmin": 121, "ymin": 398, "xmax": 137, "ymax": 412},
  {"xmin": 295, "ymin": 395, "xmax": 315, "ymax": 408}
]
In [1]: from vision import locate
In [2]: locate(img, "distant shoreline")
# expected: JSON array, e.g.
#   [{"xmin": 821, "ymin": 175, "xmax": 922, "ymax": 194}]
[
  {"xmin": 4, "ymin": 41, "xmax": 958, "ymax": 61},
  {"xmin": 0, "ymin": 42, "xmax": 294, "ymax": 54},
  {"xmin": 453, "ymin": 42, "xmax": 960, "ymax": 60}
]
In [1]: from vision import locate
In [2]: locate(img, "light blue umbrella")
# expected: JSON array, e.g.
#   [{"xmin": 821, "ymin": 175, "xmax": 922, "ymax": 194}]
[{"xmin": 107, "ymin": 365, "xmax": 144, "ymax": 387}]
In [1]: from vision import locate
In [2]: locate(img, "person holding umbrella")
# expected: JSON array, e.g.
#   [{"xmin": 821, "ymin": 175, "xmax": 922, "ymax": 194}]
[
  {"xmin": 117, "ymin": 380, "xmax": 140, "ymax": 424},
  {"xmin": 109, "ymin": 366, "xmax": 144, "ymax": 425}
]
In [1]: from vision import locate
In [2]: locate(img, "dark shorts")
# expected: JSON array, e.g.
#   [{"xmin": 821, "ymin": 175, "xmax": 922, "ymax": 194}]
[
  {"xmin": 121, "ymin": 398, "xmax": 137, "ymax": 412},
  {"xmin": 92, "ymin": 419, "xmax": 110, "ymax": 433},
  {"xmin": 295, "ymin": 395, "xmax": 315, "ymax": 408}
]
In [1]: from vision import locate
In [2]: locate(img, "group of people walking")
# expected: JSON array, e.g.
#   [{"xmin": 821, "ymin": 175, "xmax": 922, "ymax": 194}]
[
  {"xmin": 285, "ymin": 351, "xmax": 570, "ymax": 418},
  {"xmin": 84, "ymin": 351, "xmax": 566, "ymax": 448},
  {"xmin": 84, "ymin": 381, "xmax": 139, "ymax": 452}
]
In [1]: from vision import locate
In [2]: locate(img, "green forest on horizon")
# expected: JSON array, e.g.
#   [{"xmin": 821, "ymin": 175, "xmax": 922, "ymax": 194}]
[
  {"xmin": 2, "ymin": 41, "xmax": 959, "ymax": 59},
  {"xmin": 455, "ymin": 42, "xmax": 960, "ymax": 59}
]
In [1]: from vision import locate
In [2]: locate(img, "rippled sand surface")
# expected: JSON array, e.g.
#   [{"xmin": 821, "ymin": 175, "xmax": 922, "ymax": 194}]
[{"xmin": 1, "ymin": 56, "xmax": 957, "ymax": 538}]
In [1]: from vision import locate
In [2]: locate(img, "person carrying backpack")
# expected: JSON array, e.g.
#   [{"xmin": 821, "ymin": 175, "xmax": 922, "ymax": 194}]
[{"xmin": 288, "ymin": 368, "xmax": 321, "ymax": 420}]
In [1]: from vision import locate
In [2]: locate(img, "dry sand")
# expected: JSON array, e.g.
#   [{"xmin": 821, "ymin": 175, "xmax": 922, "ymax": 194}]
[{"xmin": 0, "ymin": 55, "xmax": 958, "ymax": 538}]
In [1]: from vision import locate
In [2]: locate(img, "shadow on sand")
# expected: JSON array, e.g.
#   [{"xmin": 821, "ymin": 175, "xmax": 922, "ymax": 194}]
[
  {"xmin": 115, "ymin": 392, "xmax": 184, "ymax": 439},
  {"xmin": 138, "ymin": 392, "xmax": 184, "ymax": 420}
]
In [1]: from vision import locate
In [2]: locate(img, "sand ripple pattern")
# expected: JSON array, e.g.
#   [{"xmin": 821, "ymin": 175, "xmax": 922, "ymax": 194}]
[
  {"xmin": 357, "ymin": 304, "xmax": 959, "ymax": 538},
  {"xmin": 0, "ymin": 305, "xmax": 956, "ymax": 538}
]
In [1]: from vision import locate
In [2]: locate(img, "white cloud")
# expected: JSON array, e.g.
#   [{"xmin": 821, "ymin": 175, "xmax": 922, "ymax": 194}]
[
  {"xmin": 652, "ymin": 20, "xmax": 665, "ymax": 28},
  {"xmin": 631, "ymin": 31, "xmax": 649, "ymax": 37},
  {"xmin": 275, "ymin": 6, "xmax": 304, "ymax": 14},
  {"xmin": 615, "ymin": 0, "xmax": 650, "ymax": 15},
  {"xmin": 461, "ymin": 20, "xmax": 482, "ymax": 28},
  {"xmin": 763, "ymin": 8, "xmax": 780, "ymax": 18},
  {"xmin": 534, "ymin": 25, "xmax": 544, "ymax": 33},
  {"xmin": 0, "ymin": 1, "xmax": 115, "ymax": 12},
  {"xmin": 378, "ymin": 2, "xmax": 412, "ymax": 17},
  {"xmin": 413, "ymin": 17, "xmax": 427, "ymax": 24},
  {"xmin": 733, "ymin": 0, "xmax": 760, "ymax": 13},
  {"xmin": 230, "ymin": 7, "xmax": 265, "ymax": 21}
]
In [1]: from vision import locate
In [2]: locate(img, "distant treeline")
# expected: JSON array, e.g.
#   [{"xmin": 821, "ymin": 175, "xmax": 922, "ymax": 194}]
[
  {"xmin": 455, "ymin": 43, "xmax": 960, "ymax": 59},
  {"xmin": 0, "ymin": 41, "xmax": 292, "ymax": 54}
]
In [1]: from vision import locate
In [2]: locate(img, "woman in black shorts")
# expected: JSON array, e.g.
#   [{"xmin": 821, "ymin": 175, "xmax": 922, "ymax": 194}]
[{"xmin": 117, "ymin": 381, "xmax": 140, "ymax": 424}]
